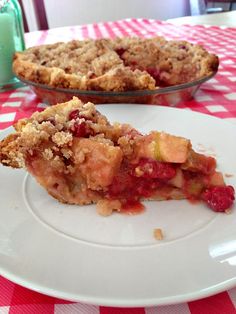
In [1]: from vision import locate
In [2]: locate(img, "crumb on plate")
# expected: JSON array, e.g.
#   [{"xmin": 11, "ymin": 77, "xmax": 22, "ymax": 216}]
[{"xmin": 153, "ymin": 228, "xmax": 164, "ymax": 240}]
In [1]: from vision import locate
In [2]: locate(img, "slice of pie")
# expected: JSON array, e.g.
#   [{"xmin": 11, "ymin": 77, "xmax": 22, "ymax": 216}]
[
  {"xmin": 13, "ymin": 37, "xmax": 219, "ymax": 91},
  {"xmin": 0, "ymin": 97, "xmax": 234, "ymax": 215}
]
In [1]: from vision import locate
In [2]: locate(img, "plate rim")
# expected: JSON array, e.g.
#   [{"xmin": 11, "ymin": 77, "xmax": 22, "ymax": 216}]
[{"xmin": 1, "ymin": 268, "xmax": 236, "ymax": 307}]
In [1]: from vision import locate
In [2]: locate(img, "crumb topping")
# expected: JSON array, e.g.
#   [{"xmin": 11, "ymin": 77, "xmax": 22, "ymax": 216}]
[
  {"xmin": 52, "ymin": 131, "xmax": 72, "ymax": 146},
  {"xmin": 42, "ymin": 148, "xmax": 54, "ymax": 160},
  {"xmin": 96, "ymin": 199, "xmax": 122, "ymax": 216},
  {"xmin": 153, "ymin": 228, "xmax": 164, "ymax": 240},
  {"xmin": 13, "ymin": 37, "xmax": 219, "ymax": 91}
]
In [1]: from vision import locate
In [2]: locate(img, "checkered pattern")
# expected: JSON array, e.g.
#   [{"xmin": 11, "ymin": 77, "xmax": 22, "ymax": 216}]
[{"xmin": 0, "ymin": 19, "xmax": 236, "ymax": 313}]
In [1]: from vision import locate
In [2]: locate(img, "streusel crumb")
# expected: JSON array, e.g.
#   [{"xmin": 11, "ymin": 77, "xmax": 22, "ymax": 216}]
[
  {"xmin": 52, "ymin": 131, "xmax": 72, "ymax": 146},
  {"xmin": 153, "ymin": 228, "xmax": 164, "ymax": 240},
  {"xmin": 97, "ymin": 199, "xmax": 122, "ymax": 216},
  {"xmin": 13, "ymin": 37, "xmax": 218, "ymax": 91}
]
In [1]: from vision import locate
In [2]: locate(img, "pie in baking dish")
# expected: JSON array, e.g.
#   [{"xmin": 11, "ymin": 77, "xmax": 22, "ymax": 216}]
[
  {"xmin": 0, "ymin": 97, "xmax": 234, "ymax": 215},
  {"xmin": 13, "ymin": 37, "xmax": 219, "ymax": 92}
]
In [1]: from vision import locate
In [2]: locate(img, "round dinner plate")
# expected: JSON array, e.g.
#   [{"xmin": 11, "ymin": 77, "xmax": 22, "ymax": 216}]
[{"xmin": 0, "ymin": 104, "xmax": 236, "ymax": 307}]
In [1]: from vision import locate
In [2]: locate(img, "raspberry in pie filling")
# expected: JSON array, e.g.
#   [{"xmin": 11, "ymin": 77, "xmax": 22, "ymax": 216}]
[{"xmin": 0, "ymin": 97, "xmax": 234, "ymax": 215}]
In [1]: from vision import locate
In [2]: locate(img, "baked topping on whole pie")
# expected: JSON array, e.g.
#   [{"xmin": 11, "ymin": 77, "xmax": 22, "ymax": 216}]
[
  {"xmin": 0, "ymin": 97, "xmax": 234, "ymax": 215},
  {"xmin": 13, "ymin": 37, "xmax": 219, "ymax": 91}
]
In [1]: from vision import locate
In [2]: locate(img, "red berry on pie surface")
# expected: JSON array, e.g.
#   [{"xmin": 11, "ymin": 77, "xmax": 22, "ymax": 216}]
[
  {"xmin": 71, "ymin": 121, "xmax": 93, "ymax": 138},
  {"xmin": 115, "ymin": 48, "xmax": 126, "ymax": 58},
  {"xmin": 69, "ymin": 110, "xmax": 92, "ymax": 121},
  {"xmin": 202, "ymin": 185, "xmax": 235, "ymax": 212},
  {"xmin": 69, "ymin": 110, "xmax": 80, "ymax": 120},
  {"xmin": 146, "ymin": 67, "xmax": 160, "ymax": 84}
]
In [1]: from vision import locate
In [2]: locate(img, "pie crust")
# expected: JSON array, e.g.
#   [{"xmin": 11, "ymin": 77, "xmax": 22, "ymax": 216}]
[{"xmin": 13, "ymin": 37, "xmax": 219, "ymax": 91}]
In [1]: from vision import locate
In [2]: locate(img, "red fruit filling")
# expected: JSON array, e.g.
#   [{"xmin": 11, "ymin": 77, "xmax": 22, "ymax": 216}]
[
  {"xmin": 106, "ymin": 158, "xmax": 176, "ymax": 211},
  {"xmin": 69, "ymin": 110, "xmax": 94, "ymax": 137},
  {"xmin": 107, "ymin": 172, "xmax": 162, "ymax": 208},
  {"xmin": 69, "ymin": 110, "xmax": 92, "ymax": 121},
  {"xmin": 120, "ymin": 200, "xmax": 145, "ymax": 214},
  {"xmin": 69, "ymin": 110, "xmax": 80, "ymax": 120},
  {"xmin": 107, "ymin": 157, "xmax": 235, "ymax": 213},
  {"xmin": 202, "ymin": 185, "xmax": 235, "ymax": 212},
  {"xmin": 70, "ymin": 121, "xmax": 93, "ymax": 138},
  {"xmin": 115, "ymin": 48, "xmax": 126, "ymax": 58},
  {"xmin": 146, "ymin": 67, "xmax": 161, "ymax": 85},
  {"xmin": 132, "ymin": 158, "xmax": 176, "ymax": 180}
]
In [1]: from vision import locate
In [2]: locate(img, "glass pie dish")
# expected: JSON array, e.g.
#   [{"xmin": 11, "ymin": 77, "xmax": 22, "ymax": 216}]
[{"xmin": 16, "ymin": 72, "xmax": 216, "ymax": 106}]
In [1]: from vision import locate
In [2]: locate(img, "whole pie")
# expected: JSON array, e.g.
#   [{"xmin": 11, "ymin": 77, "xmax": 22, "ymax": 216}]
[
  {"xmin": 13, "ymin": 37, "xmax": 219, "ymax": 91},
  {"xmin": 0, "ymin": 97, "xmax": 234, "ymax": 215}
]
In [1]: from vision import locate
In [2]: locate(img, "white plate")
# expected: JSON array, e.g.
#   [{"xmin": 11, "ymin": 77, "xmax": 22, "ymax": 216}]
[{"xmin": 0, "ymin": 104, "xmax": 236, "ymax": 307}]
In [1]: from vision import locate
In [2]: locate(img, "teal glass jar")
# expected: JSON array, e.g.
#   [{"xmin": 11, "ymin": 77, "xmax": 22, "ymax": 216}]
[{"xmin": 0, "ymin": 0, "xmax": 25, "ymax": 91}]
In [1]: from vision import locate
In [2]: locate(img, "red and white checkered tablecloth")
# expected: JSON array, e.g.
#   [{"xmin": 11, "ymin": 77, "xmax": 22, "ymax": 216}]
[{"xmin": 0, "ymin": 19, "xmax": 236, "ymax": 314}]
